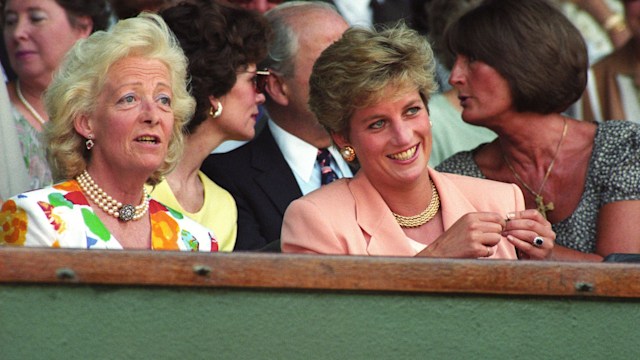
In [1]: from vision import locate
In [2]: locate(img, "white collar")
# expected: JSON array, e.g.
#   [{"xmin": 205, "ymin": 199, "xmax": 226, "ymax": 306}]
[
  {"xmin": 269, "ymin": 119, "xmax": 352, "ymax": 182},
  {"xmin": 332, "ymin": 0, "xmax": 373, "ymax": 27},
  {"xmin": 269, "ymin": 120, "xmax": 321, "ymax": 182}
]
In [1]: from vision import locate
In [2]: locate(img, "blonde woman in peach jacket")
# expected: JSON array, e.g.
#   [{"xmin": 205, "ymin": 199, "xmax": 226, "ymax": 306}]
[{"xmin": 280, "ymin": 25, "xmax": 555, "ymax": 259}]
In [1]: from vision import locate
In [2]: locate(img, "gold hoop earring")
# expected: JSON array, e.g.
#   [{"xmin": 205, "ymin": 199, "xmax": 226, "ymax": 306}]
[
  {"xmin": 340, "ymin": 146, "xmax": 356, "ymax": 162},
  {"xmin": 209, "ymin": 101, "xmax": 223, "ymax": 119}
]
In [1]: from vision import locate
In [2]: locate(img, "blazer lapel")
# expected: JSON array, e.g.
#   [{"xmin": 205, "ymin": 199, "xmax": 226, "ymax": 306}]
[
  {"xmin": 349, "ymin": 173, "xmax": 417, "ymax": 256},
  {"xmin": 349, "ymin": 169, "xmax": 485, "ymax": 256},
  {"xmin": 428, "ymin": 168, "xmax": 480, "ymax": 229},
  {"xmin": 251, "ymin": 127, "xmax": 302, "ymax": 215}
]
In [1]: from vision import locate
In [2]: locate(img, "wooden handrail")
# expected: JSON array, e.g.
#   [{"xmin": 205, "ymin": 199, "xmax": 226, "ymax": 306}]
[{"xmin": 1, "ymin": 247, "xmax": 639, "ymax": 298}]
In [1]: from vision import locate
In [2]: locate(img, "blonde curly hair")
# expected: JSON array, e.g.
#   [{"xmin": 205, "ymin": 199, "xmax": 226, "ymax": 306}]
[{"xmin": 44, "ymin": 12, "xmax": 195, "ymax": 185}]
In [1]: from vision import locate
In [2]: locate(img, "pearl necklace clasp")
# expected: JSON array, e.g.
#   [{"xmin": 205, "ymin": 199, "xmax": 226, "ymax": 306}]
[{"xmin": 76, "ymin": 170, "xmax": 149, "ymax": 222}]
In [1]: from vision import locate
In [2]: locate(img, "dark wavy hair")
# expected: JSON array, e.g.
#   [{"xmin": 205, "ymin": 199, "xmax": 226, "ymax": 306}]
[
  {"xmin": 109, "ymin": 0, "xmax": 179, "ymax": 19},
  {"xmin": 1, "ymin": 0, "xmax": 112, "ymax": 32},
  {"xmin": 160, "ymin": 0, "xmax": 271, "ymax": 133},
  {"xmin": 445, "ymin": 0, "xmax": 588, "ymax": 114},
  {"xmin": 56, "ymin": 0, "xmax": 112, "ymax": 32}
]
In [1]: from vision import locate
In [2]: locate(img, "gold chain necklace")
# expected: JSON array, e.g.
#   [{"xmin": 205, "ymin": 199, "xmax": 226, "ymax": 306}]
[
  {"xmin": 392, "ymin": 180, "xmax": 440, "ymax": 228},
  {"xmin": 16, "ymin": 80, "xmax": 46, "ymax": 126},
  {"xmin": 76, "ymin": 170, "xmax": 149, "ymax": 222},
  {"xmin": 502, "ymin": 118, "xmax": 568, "ymax": 219}
]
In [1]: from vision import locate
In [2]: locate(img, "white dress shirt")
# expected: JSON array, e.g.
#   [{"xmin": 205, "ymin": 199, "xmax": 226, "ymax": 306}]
[
  {"xmin": 332, "ymin": 0, "xmax": 373, "ymax": 28},
  {"xmin": 269, "ymin": 120, "xmax": 353, "ymax": 195}
]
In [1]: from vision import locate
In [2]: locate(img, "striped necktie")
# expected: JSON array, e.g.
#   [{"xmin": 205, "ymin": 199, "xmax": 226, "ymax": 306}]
[{"xmin": 317, "ymin": 148, "xmax": 338, "ymax": 185}]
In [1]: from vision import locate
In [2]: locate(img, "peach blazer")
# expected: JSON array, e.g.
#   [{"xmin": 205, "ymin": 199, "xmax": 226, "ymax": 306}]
[{"xmin": 281, "ymin": 168, "xmax": 522, "ymax": 259}]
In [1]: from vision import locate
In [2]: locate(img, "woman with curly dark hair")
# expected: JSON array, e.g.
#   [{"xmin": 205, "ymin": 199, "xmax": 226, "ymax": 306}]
[{"xmin": 151, "ymin": 0, "xmax": 271, "ymax": 251}]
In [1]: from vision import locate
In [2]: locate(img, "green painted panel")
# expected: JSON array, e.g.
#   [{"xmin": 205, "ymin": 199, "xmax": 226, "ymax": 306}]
[{"xmin": 1, "ymin": 285, "xmax": 638, "ymax": 359}]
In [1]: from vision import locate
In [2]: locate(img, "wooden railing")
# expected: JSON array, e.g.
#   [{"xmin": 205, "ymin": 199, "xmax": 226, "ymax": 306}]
[{"xmin": 2, "ymin": 247, "xmax": 640, "ymax": 298}]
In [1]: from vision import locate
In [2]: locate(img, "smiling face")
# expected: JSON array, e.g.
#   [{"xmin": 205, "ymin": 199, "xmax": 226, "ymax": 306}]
[
  {"xmin": 448, "ymin": 54, "xmax": 514, "ymax": 125},
  {"xmin": 3, "ymin": 0, "xmax": 91, "ymax": 84},
  {"xmin": 216, "ymin": 63, "xmax": 266, "ymax": 141},
  {"xmin": 334, "ymin": 85, "xmax": 432, "ymax": 191},
  {"xmin": 77, "ymin": 56, "xmax": 175, "ymax": 179}
]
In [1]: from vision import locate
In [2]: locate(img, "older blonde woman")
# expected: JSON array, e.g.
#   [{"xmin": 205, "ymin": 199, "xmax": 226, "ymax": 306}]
[
  {"xmin": 280, "ymin": 24, "xmax": 555, "ymax": 259},
  {"xmin": 0, "ymin": 13, "xmax": 217, "ymax": 251}
]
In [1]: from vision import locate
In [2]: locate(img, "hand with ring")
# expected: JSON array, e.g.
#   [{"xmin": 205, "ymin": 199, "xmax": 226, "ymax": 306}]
[
  {"xmin": 419, "ymin": 212, "xmax": 506, "ymax": 259},
  {"xmin": 533, "ymin": 236, "xmax": 544, "ymax": 247},
  {"xmin": 502, "ymin": 209, "xmax": 555, "ymax": 260}
]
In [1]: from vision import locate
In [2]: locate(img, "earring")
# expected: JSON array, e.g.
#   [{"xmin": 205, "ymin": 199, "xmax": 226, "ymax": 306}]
[
  {"xmin": 340, "ymin": 146, "xmax": 356, "ymax": 162},
  {"xmin": 85, "ymin": 135, "xmax": 94, "ymax": 150},
  {"xmin": 209, "ymin": 101, "xmax": 223, "ymax": 119}
]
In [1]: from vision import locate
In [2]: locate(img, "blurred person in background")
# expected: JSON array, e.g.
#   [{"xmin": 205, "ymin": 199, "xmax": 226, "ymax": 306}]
[
  {"xmin": 0, "ymin": 0, "xmax": 111, "ymax": 200},
  {"xmin": 580, "ymin": 0, "xmax": 640, "ymax": 122},
  {"xmin": 223, "ymin": 0, "xmax": 283, "ymax": 13}
]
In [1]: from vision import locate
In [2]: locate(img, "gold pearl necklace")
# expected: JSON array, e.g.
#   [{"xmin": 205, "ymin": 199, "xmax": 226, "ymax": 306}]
[
  {"xmin": 16, "ymin": 80, "xmax": 46, "ymax": 126},
  {"xmin": 392, "ymin": 180, "xmax": 440, "ymax": 228},
  {"xmin": 76, "ymin": 170, "xmax": 149, "ymax": 222}
]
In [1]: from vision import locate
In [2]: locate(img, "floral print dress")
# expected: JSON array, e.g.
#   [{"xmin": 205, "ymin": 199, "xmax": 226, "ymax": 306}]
[{"xmin": 0, "ymin": 180, "xmax": 218, "ymax": 251}]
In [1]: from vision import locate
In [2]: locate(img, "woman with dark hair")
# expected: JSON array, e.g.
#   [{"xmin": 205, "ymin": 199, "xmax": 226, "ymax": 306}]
[
  {"xmin": 0, "ymin": 0, "xmax": 112, "ymax": 204},
  {"xmin": 151, "ymin": 1, "xmax": 271, "ymax": 251},
  {"xmin": 436, "ymin": 0, "xmax": 640, "ymax": 261},
  {"xmin": 424, "ymin": 0, "xmax": 496, "ymax": 167}
]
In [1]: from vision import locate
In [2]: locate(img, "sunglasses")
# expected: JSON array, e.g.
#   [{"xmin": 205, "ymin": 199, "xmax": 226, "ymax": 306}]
[{"xmin": 254, "ymin": 69, "xmax": 270, "ymax": 93}]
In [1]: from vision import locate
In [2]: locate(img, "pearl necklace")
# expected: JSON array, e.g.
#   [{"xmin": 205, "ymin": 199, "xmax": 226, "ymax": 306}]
[
  {"xmin": 76, "ymin": 170, "xmax": 149, "ymax": 222},
  {"xmin": 392, "ymin": 180, "xmax": 440, "ymax": 228},
  {"xmin": 16, "ymin": 80, "xmax": 46, "ymax": 126}
]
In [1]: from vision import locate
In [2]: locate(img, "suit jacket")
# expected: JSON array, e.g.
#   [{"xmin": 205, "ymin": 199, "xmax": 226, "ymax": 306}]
[
  {"xmin": 281, "ymin": 168, "xmax": 522, "ymax": 258},
  {"xmin": 201, "ymin": 126, "xmax": 302, "ymax": 251}
]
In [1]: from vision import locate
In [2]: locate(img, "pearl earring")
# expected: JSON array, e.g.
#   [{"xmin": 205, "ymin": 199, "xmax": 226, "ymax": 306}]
[
  {"xmin": 85, "ymin": 135, "xmax": 94, "ymax": 150},
  {"xmin": 340, "ymin": 146, "xmax": 356, "ymax": 162}
]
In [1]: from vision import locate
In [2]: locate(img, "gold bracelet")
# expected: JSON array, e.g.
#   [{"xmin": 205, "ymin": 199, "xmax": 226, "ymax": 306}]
[{"xmin": 603, "ymin": 13, "xmax": 627, "ymax": 34}]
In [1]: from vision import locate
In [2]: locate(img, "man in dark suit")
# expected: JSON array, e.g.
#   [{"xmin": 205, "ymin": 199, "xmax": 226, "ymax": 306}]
[{"xmin": 201, "ymin": 2, "xmax": 352, "ymax": 251}]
